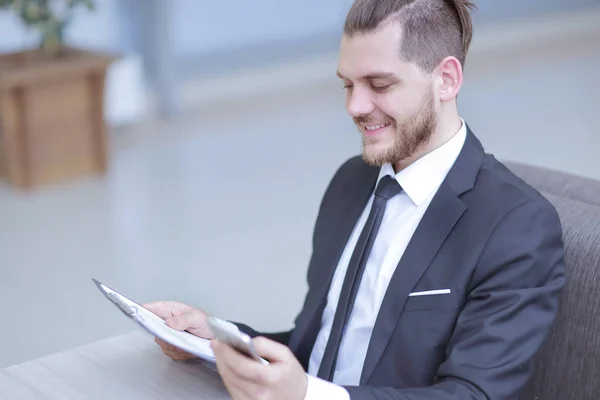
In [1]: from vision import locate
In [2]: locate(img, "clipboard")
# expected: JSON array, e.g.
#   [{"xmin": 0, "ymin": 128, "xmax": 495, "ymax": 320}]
[{"xmin": 92, "ymin": 278, "xmax": 218, "ymax": 365}]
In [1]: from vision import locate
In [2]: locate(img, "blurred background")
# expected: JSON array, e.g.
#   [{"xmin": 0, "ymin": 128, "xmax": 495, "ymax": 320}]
[{"xmin": 0, "ymin": 0, "xmax": 598, "ymax": 369}]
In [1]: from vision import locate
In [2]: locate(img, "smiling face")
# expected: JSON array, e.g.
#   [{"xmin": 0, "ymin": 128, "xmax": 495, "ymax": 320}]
[{"xmin": 337, "ymin": 21, "xmax": 439, "ymax": 167}]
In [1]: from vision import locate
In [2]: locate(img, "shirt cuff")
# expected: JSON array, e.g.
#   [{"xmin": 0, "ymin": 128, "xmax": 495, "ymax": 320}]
[{"xmin": 304, "ymin": 374, "xmax": 350, "ymax": 400}]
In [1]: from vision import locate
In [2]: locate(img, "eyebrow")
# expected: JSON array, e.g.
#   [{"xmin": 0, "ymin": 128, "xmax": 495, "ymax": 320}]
[{"xmin": 336, "ymin": 70, "xmax": 397, "ymax": 80}]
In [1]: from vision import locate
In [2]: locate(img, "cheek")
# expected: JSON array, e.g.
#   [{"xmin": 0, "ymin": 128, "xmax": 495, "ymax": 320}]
[
  {"xmin": 376, "ymin": 89, "xmax": 425, "ymax": 119},
  {"xmin": 375, "ymin": 92, "xmax": 407, "ymax": 120}
]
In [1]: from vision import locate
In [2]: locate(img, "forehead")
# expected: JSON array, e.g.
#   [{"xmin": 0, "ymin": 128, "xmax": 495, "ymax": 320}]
[{"xmin": 337, "ymin": 23, "xmax": 418, "ymax": 80}]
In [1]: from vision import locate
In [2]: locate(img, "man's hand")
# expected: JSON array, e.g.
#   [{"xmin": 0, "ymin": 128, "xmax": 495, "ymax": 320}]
[
  {"xmin": 143, "ymin": 301, "xmax": 214, "ymax": 362},
  {"xmin": 211, "ymin": 336, "xmax": 308, "ymax": 400}
]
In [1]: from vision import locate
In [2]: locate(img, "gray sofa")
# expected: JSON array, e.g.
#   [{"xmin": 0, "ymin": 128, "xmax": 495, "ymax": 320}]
[{"xmin": 504, "ymin": 161, "xmax": 600, "ymax": 400}]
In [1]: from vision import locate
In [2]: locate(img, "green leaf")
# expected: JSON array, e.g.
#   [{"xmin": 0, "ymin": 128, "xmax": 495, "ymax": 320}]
[
  {"xmin": 25, "ymin": 2, "xmax": 43, "ymax": 20},
  {"xmin": 66, "ymin": 0, "xmax": 95, "ymax": 10},
  {"xmin": 2, "ymin": 0, "xmax": 96, "ymax": 56}
]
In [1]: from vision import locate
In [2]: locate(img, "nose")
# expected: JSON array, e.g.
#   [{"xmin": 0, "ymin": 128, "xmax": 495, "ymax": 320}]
[{"xmin": 347, "ymin": 86, "xmax": 375, "ymax": 117}]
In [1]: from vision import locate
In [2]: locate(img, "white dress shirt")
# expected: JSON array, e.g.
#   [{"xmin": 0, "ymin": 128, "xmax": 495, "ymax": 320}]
[{"xmin": 304, "ymin": 121, "xmax": 467, "ymax": 399}]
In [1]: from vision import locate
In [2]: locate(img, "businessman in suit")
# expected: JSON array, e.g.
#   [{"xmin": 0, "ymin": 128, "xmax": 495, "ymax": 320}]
[{"xmin": 145, "ymin": 0, "xmax": 566, "ymax": 399}]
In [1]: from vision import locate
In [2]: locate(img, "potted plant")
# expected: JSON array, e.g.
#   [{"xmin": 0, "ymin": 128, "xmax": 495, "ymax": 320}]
[{"xmin": 0, "ymin": 0, "xmax": 116, "ymax": 190}]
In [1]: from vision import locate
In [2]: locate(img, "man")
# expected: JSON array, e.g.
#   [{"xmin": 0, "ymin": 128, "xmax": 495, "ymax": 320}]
[{"xmin": 145, "ymin": 0, "xmax": 566, "ymax": 399}]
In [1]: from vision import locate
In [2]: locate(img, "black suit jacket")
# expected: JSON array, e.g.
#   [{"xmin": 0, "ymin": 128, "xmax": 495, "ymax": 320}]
[{"xmin": 237, "ymin": 127, "xmax": 566, "ymax": 399}]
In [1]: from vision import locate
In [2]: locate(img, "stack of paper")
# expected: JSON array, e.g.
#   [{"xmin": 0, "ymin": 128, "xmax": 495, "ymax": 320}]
[{"xmin": 93, "ymin": 279, "xmax": 217, "ymax": 363}]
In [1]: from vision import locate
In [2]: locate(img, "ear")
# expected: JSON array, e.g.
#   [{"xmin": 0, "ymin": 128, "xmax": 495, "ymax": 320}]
[{"xmin": 436, "ymin": 56, "xmax": 463, "ymax": 102}]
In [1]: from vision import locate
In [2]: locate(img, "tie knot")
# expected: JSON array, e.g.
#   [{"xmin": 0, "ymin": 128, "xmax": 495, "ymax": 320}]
[{"xmin": 375, "ymin": 175, "xmax": 402, "ymax": 200}]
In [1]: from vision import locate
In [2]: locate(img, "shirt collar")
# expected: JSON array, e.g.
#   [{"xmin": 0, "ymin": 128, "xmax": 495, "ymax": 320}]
[{"xmin": 377, "ymin": 119, "xmax": 467, "ymax": 206}]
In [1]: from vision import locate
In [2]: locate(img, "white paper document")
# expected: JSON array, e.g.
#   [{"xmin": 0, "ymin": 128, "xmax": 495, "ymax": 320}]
[{"xmin": 93, "ymin": 278, "xmax": 217, "ymax": 363}]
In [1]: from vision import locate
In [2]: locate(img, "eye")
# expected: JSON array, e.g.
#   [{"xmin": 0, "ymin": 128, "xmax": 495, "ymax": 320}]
[
  {"xmin": 371, "ymin": 84, "xmax": 391, "ymax": 92},
  {"xmin": 343, "ymin": 83, "xmax": 353, "ymax": 90}
]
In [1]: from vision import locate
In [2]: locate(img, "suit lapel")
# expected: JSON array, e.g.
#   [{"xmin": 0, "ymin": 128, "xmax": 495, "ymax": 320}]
[
  {"xmin": 360, "ymin": 127, "xmax": 485, "ymax": 384},
  {"xmin": 359, "ymin": 183, "xmax": 466, "ymax": 383},
  {"xmin": 290, "ymin": 162, "xmax": 379, "ymax": 362}
]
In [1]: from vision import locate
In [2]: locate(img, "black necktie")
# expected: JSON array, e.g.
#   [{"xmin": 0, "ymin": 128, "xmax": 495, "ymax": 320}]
[{"xmin": 317, "ymin": 175, "xmax": 403, "ymax": 381}]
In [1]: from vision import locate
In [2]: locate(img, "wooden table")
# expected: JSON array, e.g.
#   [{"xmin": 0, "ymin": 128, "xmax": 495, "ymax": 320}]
[{"xmin": 0, "ymin": 331, "xmax": 230, "ymax": 399}]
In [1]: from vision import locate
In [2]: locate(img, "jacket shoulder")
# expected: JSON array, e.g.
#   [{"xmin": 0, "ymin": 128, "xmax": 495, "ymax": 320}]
[{"xmin": 472, "ymin": 154, "xmax": 561, "ymax": 225}]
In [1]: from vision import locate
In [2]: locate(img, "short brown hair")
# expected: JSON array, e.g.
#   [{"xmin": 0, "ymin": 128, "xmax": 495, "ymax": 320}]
[{"xmin": 344, "ymin": 0, "xmax": 476, "ymax": 72}]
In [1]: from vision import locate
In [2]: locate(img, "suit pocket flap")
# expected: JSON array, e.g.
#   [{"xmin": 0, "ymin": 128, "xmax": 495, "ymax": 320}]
[{"xmin": 404, "ymin": 291, "xmax": 458, "ymax": 311}]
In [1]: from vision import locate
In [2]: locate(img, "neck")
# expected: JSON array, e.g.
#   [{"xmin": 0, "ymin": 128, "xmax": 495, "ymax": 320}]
[{"xmin": 393, "ymin": 107, "xmax": 462, "ymax": 173}]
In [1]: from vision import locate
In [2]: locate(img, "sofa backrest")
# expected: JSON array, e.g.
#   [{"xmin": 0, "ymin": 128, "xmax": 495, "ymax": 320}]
[
  {"xmin": 504, "ymin": 161, "xmax": 600, "ymax": 400},
  {"xmin": 506, "ymin": 161, "xmax": 600, "ymax": 207}
]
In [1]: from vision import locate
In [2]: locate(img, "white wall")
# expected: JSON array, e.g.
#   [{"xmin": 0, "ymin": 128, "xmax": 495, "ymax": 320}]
[
  {"xmin": 2, "ymin": 0, "xmax": 597, "ymax": 58},
  {"xmin": 472, "ymin": 0, "xmax": 598, "ymax": 24},
  {"xmin": 0, "ymin": 12, "xmax": 35, "ymax": 52},
  {"xmin": 170, "ymin": 0, "xmax": 599, "ymax": 58},
  {"xmin": 170, "ymin": 0, "xmax": 351, "ymax": 57}
]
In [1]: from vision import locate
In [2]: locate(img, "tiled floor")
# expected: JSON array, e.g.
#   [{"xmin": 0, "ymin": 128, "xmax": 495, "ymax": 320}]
[{"xmin": 1, "ymin": 40, "xmax": 598, "ymax": 369}]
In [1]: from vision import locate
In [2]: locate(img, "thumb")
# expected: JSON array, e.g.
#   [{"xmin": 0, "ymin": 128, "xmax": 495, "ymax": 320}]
[
  {"xmin": 165, "ymin": 309, "xmax": 203, "ymax": 331},
  {"xmin": 252, "ymin": 337, "xmax": 293, "ymax": 363},
  {"xmin": 165, "ymin": 309, "xmax": 212, "ymax": 339}
]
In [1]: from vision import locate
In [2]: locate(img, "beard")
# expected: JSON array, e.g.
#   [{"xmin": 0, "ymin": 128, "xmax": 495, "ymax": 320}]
[{"xmin": 357, "ymin": 89, "xmax": 437, "ymax": 167}]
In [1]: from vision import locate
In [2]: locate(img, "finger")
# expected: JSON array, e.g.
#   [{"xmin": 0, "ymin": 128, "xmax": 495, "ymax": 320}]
[
  {"xmin": 154, "ymin": 337, "xmax": 194, "ymax": 359},
  {"xmin": 214, "ymin": 349, "xmax": 245, "ymax": 393},
  {"xmin": 164, "ymin": 349, "xmax": 192, "ymax": 361},
  {"xmin": 155, "ymin": 337, "xmax": 182, "ymax": 352},
  {"xmin": 222, "ymin": 378, "xmax": 260, "ymax": 400},
  {"xmin": 212, "ymin": 340, "xmax": 267, "ymax": 382},
  {"xmin": 142, "ymin": 301, "xmax": 171, "ymax": 315},
  {"xmin": 161, "ymin": 345, "xmax": 195, "ymax": 361},
  {"xmin": 215, "ymin": 354, "xmax": 261, "ymax": 400},
  {"xmin": 165, "ymin": 309, "xmax": 211, "ymax": 338},
  {"xmin": 143, "ymin": 301, "xmax": 184, "ymax": 318},
  {"xmin": 166, "ymin": 350, "xmax": 194, "ymax": 361},
  {"xmin": 155, "ymin": 337, "xmax": 176, "ymax": 347},
  {"xmin": 218, "ymin": 373, "xmax": 247, "ymax": 400},
  {"xmin": 155, "ymin": 338, "xmax": 181, "ymax": 354},
  {"xmin": 164, "ymin": 311, "xmax": 195, "ymax": 330},
  {"xmin": 155, "ymin": 337, "xmax": 171, "ymax": 349},
  {"xmin": 252, "ymin": 336, "xmax": 293, "ymax": 363}
]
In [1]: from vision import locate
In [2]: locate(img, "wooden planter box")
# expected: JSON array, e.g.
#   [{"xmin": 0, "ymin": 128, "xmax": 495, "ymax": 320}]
[{"xmin": 0, "ymin": 47, "xmax": 115, "ymax": 190}]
